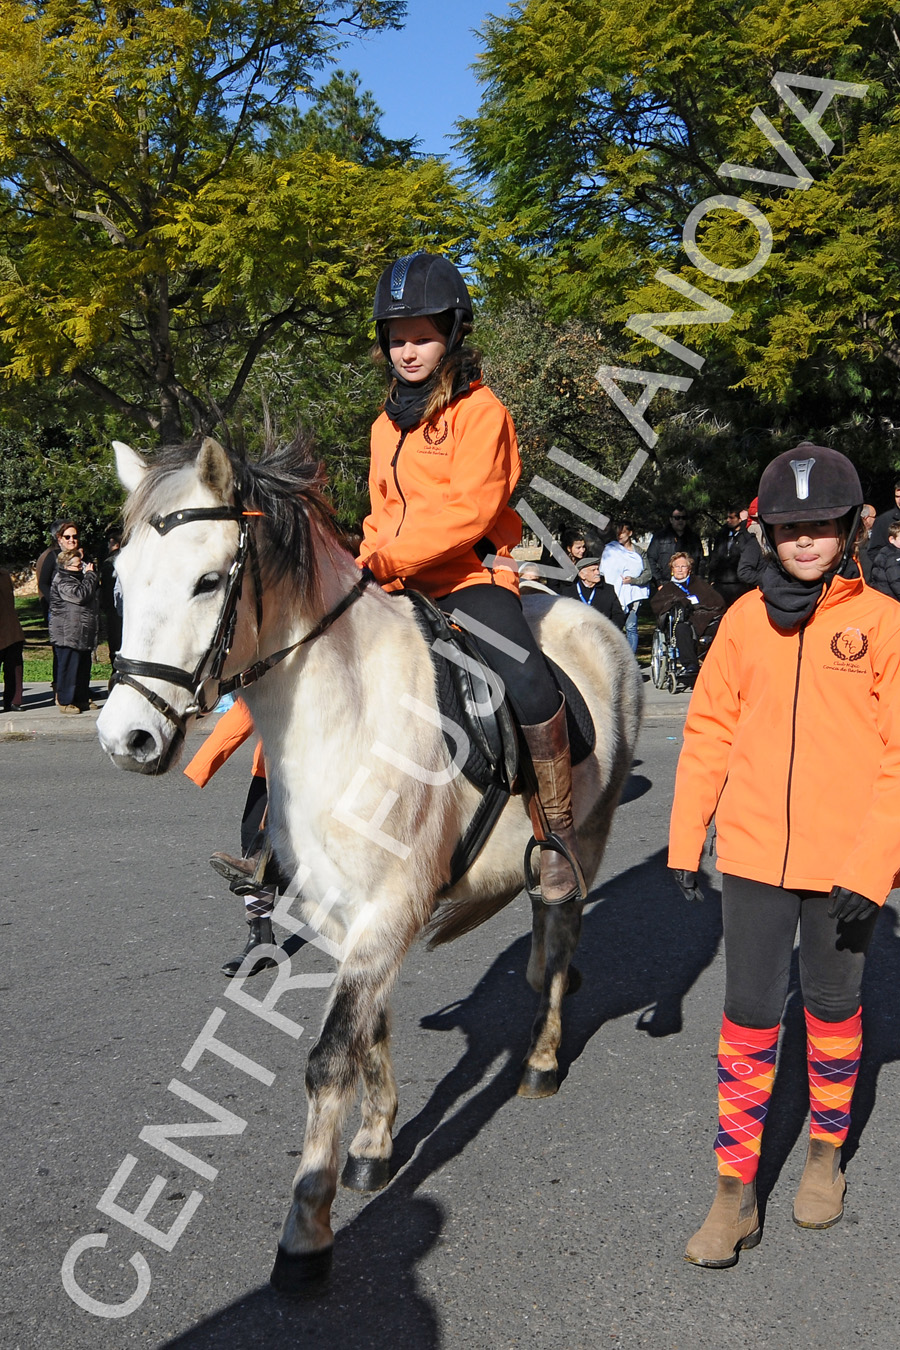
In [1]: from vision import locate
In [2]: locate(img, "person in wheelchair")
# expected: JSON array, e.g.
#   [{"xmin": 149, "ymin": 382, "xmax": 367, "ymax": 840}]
[{"xmin": 650, "ymin": 552, "xmax": 725, "ymax": 678}]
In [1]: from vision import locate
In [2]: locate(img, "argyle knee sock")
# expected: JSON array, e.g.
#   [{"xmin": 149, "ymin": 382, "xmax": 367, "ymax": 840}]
[
  {"xmin": 243, "ymin": 889, "xmax": 275, "ymax": 919},
  {"xmin": 805, "ymin": 1007, "xmax": 862, "ymax": 1145},
  {"xmin": 714, "ymin": 1014, "xmax": 779, "ymax": 1182}
]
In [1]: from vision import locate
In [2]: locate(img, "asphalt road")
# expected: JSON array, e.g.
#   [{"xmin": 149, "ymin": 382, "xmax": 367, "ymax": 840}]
[{"xmin": 4, "ymin": 685, "xmax": 900, "ymax": 1349}]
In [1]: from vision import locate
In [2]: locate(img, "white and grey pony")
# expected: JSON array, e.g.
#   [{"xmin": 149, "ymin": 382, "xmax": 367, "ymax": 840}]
[{"xmin": 97, "ymin": 434, "xmax": 643, "ymax": 1292}]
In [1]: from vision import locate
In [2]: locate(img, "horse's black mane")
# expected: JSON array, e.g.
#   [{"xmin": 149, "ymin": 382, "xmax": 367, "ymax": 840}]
[{"xmin": 125, "ymin": 432, "xmax": 346, "ymax": 593}]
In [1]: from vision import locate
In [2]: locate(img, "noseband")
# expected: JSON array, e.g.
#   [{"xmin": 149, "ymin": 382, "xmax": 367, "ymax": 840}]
[{"xmin": 112, "ymin": 500, "xmax": 369, "ymax": 736}]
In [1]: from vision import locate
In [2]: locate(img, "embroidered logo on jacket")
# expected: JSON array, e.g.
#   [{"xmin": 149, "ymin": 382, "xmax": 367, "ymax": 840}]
[
  {"xmin": 422, "ymin": 419, "xmax": 448, "ymax": 448},
  {"xmin": 830, "ymin": 628, "xmax": 869, "ymax": 662}
]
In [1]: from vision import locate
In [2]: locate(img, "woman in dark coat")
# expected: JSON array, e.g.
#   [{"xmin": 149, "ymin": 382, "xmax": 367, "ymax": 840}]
[{"xmin": 49, "ymin": 551, "xmax": 99, "ymax": 712}]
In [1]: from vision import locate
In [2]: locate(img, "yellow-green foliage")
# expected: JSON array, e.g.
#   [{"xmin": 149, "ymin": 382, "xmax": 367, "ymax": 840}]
[{"xmin": 0, "ymin": 1, "xmax": 478, "ymax": 442}]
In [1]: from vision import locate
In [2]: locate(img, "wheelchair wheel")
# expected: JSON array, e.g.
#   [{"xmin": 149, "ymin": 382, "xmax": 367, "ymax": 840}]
[
  {"xmin": 650, "ymin": 629, "xmax": 668, "ymax": 689},
  {"xmin": 668, "ymin": 667, "xmax": 679, "ymax": 695}
]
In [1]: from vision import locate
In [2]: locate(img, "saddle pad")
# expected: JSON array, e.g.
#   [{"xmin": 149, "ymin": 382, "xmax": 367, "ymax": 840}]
[{"xmin": 404, "ymin": 590, "xmax": 595, "ymax": 786}]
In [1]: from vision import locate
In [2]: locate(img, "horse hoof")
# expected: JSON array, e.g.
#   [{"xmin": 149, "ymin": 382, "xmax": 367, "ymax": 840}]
[
  {"xmin": 269, "ymin": 1244, "xmax": 333, "ymax": 1295},
  {"xmin": 517, "ymin": 1066, "xmax": 559, "ymax": 1098},
  {"xmin": 341, "ymin": 1154, "xmax": 391, "ymax": 1192},
  {"xmin": 565, "ymin": 965, "xmax": 582, "ymax": 996}
]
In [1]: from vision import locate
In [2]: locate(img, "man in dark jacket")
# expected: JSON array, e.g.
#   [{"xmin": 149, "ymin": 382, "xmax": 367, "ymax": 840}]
[
  {"xmin": 868, "ymin": 480, "xmax": 900, "ymax": 552},
  {"xmin": 559, "ymin": 557, "xmax": 626, "ymax": 629},
  {"xmin": 650, "ymin": 551, "xmax": 724, "ymax": 677},
  {"xmin": 708, "ymin": 507, "xmax": 750, "ymax": 607},
  {"xmin": 647, "ymin": 506, "xmax": 704, "ymax": 587}
]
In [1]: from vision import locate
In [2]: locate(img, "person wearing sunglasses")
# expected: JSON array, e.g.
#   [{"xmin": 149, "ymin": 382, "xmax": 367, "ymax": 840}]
[
  {"xmin": 36, "ymin": 521, "xmax": 83, "ymax": 695},
  {"xmin": 647, "ymin": 507, "xmax": 705, "ymax": 589}
]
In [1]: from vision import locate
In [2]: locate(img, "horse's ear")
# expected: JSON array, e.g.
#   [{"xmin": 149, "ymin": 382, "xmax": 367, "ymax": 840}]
[
  {"xmin": 197, "ymin": 436, "xmax": 234, "ymax": 501},
  {"xmin": 112, "ymin": 441, "xmax": 149, "ymax": 493}
]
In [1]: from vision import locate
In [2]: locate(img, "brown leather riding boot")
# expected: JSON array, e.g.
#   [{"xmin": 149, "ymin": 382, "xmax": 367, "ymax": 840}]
[
  {"xmin": 793, "ymin": 1139, "xmax": 845, "ymax": 1228},
  {"xmin": 684, "ymin": 1175, "xmax": 761, "ymax": 1268},
  {"xmin": 521, "ymin": 699, "xmax": 587, "ymax": 905}
]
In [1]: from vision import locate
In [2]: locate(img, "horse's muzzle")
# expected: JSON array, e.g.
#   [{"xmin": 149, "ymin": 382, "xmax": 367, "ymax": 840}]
[{"xmin": 97, "ymin": 692, "xmax": 185, "ymax": 774}]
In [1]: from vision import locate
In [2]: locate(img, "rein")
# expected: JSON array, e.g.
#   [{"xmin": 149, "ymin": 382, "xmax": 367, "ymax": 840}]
[{"xmin": 112, "ymin": 500, "xmax": 369, "ymax": 735}]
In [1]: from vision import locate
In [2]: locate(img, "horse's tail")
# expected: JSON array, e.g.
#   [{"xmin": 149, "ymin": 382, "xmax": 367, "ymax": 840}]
[{"xmin": 424, "ymin": 882, "xmax": 520, "ymax": 948}]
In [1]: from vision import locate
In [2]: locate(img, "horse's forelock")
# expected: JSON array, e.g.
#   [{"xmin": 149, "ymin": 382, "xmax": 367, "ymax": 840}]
[{"xmin": 239, "ymin": 437, "xmax": 337, "ymax": 594}]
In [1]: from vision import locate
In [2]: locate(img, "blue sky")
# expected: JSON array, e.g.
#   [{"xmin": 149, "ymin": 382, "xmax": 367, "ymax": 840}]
[{"xmin": 334, "ymin": 2, "xmax": 508, "ymax": 160}]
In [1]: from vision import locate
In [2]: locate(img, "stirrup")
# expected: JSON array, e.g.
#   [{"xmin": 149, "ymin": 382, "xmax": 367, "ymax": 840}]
[{"xmin": 523, "ymin": 834, "xmax": 587, "ymax": 906}]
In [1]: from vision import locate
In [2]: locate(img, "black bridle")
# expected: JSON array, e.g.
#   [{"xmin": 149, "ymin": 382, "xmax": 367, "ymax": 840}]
[{"xmin": 112, "ymin": 500, "xmax": 369, "ymax": 736}]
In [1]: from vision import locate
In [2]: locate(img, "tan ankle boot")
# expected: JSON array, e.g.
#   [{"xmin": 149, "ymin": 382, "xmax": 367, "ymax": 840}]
[
  {"xmin": 684, "ymin": 1175, "xmax": 761, "ymax": 1268},
  {"xmin": 793, "ymin": 1139, "xmax": 845, "ymax": 1228},
  {"xmin": 521, "ymin": 698, "xmax": 587, "ymax": 905}
]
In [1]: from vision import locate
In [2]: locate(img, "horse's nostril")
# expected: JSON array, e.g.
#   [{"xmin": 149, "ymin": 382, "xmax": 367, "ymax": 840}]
[{"xmin": 126, "ymin": 728, "xmax": 157, "ymax": 757}]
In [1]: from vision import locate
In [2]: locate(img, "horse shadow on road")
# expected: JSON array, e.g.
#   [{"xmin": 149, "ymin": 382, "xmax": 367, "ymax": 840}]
[{"xmin": 162, "ymin": 846, "xmax": 721, "ymax": 1348}]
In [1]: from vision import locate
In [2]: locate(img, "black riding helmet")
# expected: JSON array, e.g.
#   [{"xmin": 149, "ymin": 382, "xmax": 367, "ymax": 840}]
[
  {"xmin": 757, "ymin": 442, "xmax": 863, "ymax": 575},
  {"xmin": 373, "ymin": 252, "xmax": 473, "ymax": 363}
]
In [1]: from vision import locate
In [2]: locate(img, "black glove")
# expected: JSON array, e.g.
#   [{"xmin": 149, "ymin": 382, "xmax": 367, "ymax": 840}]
[
  {"xmin": 671, "ymin": 868, "xmax": 703, "ymax": 904},
  {"xmin": 828, "ymin": 886, "xmax": 878, "ymax": 925}
]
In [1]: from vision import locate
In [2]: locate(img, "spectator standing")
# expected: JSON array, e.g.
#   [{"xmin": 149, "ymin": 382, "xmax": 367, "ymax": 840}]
[
  {"xmin": 100, "ymin": 531, "xmax": 123, "ymax": 665},
  {"xmin": 518, "ymin": 561, "xmax": 556, "ymax": 596},
  {"xmin": 0, "ymin": 569, "xmax": 25, "ymax": 711},
  {"xmin": 650, "ymin": 552, "xmax": 724, "ymax": 678},
  {"xmin": 49, "ymin": 550, "xmax": 99, "ymax": 713},
  {"xmin": 736, "ymin": 497, "xmax": 765, "ymax": 588},
  {"xmin": 560, "ymin": 556, "xmax": 626, "ymax": 629},
  {"xmin": 561, "ymin": 526, "xmax": 587, "ymax": 569},
  {"xmin": 871, "ymin": 521, "xmax": 900, "ymax": 600},
  {"xmin": 38, "ymin": 521, "xmax": 83, "ymax": 691},
  {"xmin": 868, "ymin": 478, "xmax": 900, "ymax": 552},
  {"xmin": 34, "ymin": 519, "xmax": 65, "ymax": 622},
  {"xmin": 708, "ymin": 508, "xmax": 750, "ymax": 607},
  {"xmin": 857, "ymin": 503, "xmax": 876, "ymax": 582},
  {"xmin": 647, "ymin": 506, "xmax": 704, "ymax": 587},
  {"xmin": 600, "ymin": 521, "xmax": 651, "ymax": 654}
]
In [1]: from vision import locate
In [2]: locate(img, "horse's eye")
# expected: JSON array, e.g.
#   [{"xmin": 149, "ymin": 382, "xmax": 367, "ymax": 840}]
[{"xmin": 193, "ymin": 573, "xmax": 221, "ymax": 596}]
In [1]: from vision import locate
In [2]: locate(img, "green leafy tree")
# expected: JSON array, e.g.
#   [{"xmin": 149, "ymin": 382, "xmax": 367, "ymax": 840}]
[
  {"xmin": 462, "ymin": 0, "xmax": 900, "ymax": 498},
  {"xmin": 269, "ymin": 68, "xmax": 420, "ymax": 165},
  {"xmin": 0, "ymin": 1, "xmax": 476, "ymax": 444}
]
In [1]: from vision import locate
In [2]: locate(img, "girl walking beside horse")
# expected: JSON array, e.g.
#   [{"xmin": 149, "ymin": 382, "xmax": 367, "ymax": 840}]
[{"xmin": 669, "ymin": 444, "xmax": 900, "ymax": 1267}]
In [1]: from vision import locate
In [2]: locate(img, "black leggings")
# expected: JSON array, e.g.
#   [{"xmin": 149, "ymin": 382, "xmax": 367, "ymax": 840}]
[
  {"xmin": 722, "ymin": 874, "xmax": 878, "ymax": 1028},
  {"xmin": 240, "ymin": 774, "xmax": 268, "ymax": 856},
  {"xmin": 438, "ymin": 583, "xmax": 561, "ymax": 726}
]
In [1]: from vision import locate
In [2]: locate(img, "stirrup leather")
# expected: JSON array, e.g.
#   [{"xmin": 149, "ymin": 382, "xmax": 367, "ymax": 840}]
[{"xmin": 523, "ymin": 833, "xmax": 587, "ymax": 906}]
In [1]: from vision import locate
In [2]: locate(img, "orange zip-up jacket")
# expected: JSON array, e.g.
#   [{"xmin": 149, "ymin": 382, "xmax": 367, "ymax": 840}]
[
  {"xmin": 669, "ymin": 573, "xmax": 900, "ymax": 904},
  {"xmin": 358, "ymin": 380, "xmax": 522, "ymax": 598},
  {"xmin": 183, "ymin": 698, "xmax": 265, "ymax": 788}
]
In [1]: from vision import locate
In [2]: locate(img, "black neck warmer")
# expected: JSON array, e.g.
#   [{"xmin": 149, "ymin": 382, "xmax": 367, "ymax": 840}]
[
  {"xmin": 384, "ymin": 355, "xmax": 476, "ymax": 431},
  {"xmin": 759, "ymin": 555, "xmax": 860, "ymax": 629},
  {"xmin": 384, "ymin": 370, "xmax": 433, "ymax": 430}
]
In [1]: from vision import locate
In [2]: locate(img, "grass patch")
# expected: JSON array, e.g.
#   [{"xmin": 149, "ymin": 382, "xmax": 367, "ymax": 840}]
[{"xmin": 16, "ymin": 593, "xmax": 112, "ymax": 682}]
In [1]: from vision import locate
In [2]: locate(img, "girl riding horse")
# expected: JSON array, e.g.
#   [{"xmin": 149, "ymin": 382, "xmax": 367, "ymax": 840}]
[{"xmin": 358, "ymin": 251, "xmax": 585, "ymax": 908}]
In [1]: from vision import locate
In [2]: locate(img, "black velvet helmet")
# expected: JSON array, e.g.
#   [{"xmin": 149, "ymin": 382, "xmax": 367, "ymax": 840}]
[
  {"xmin": 758, "ymin": 442, "xmax": 863, "ymax": 579},
  {"xmin": 373, "ymin": 252, "xmax": 473, "ymax": 361},
  {"xmin": 757, "ymin": 443, "xmax": 862, "ymax": 523}
]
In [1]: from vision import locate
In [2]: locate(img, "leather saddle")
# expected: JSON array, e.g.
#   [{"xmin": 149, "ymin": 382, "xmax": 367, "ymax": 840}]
[{"xmin": 403, "ymin": 589, "xmax": 596, "ymax": 888}]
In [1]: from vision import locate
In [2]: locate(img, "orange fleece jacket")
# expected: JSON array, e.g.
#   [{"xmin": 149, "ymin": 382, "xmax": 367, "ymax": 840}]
[
  {"xmin": 182, "ymin": 698, "xmax": 264, "ymax": 787},
  {"xmin": 669, "ymin": 573, "xmax": 900, "ymax": 904},
  {"xmin": 358, "ymin": 380, "xmax": 522, "ymax": 598}
]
